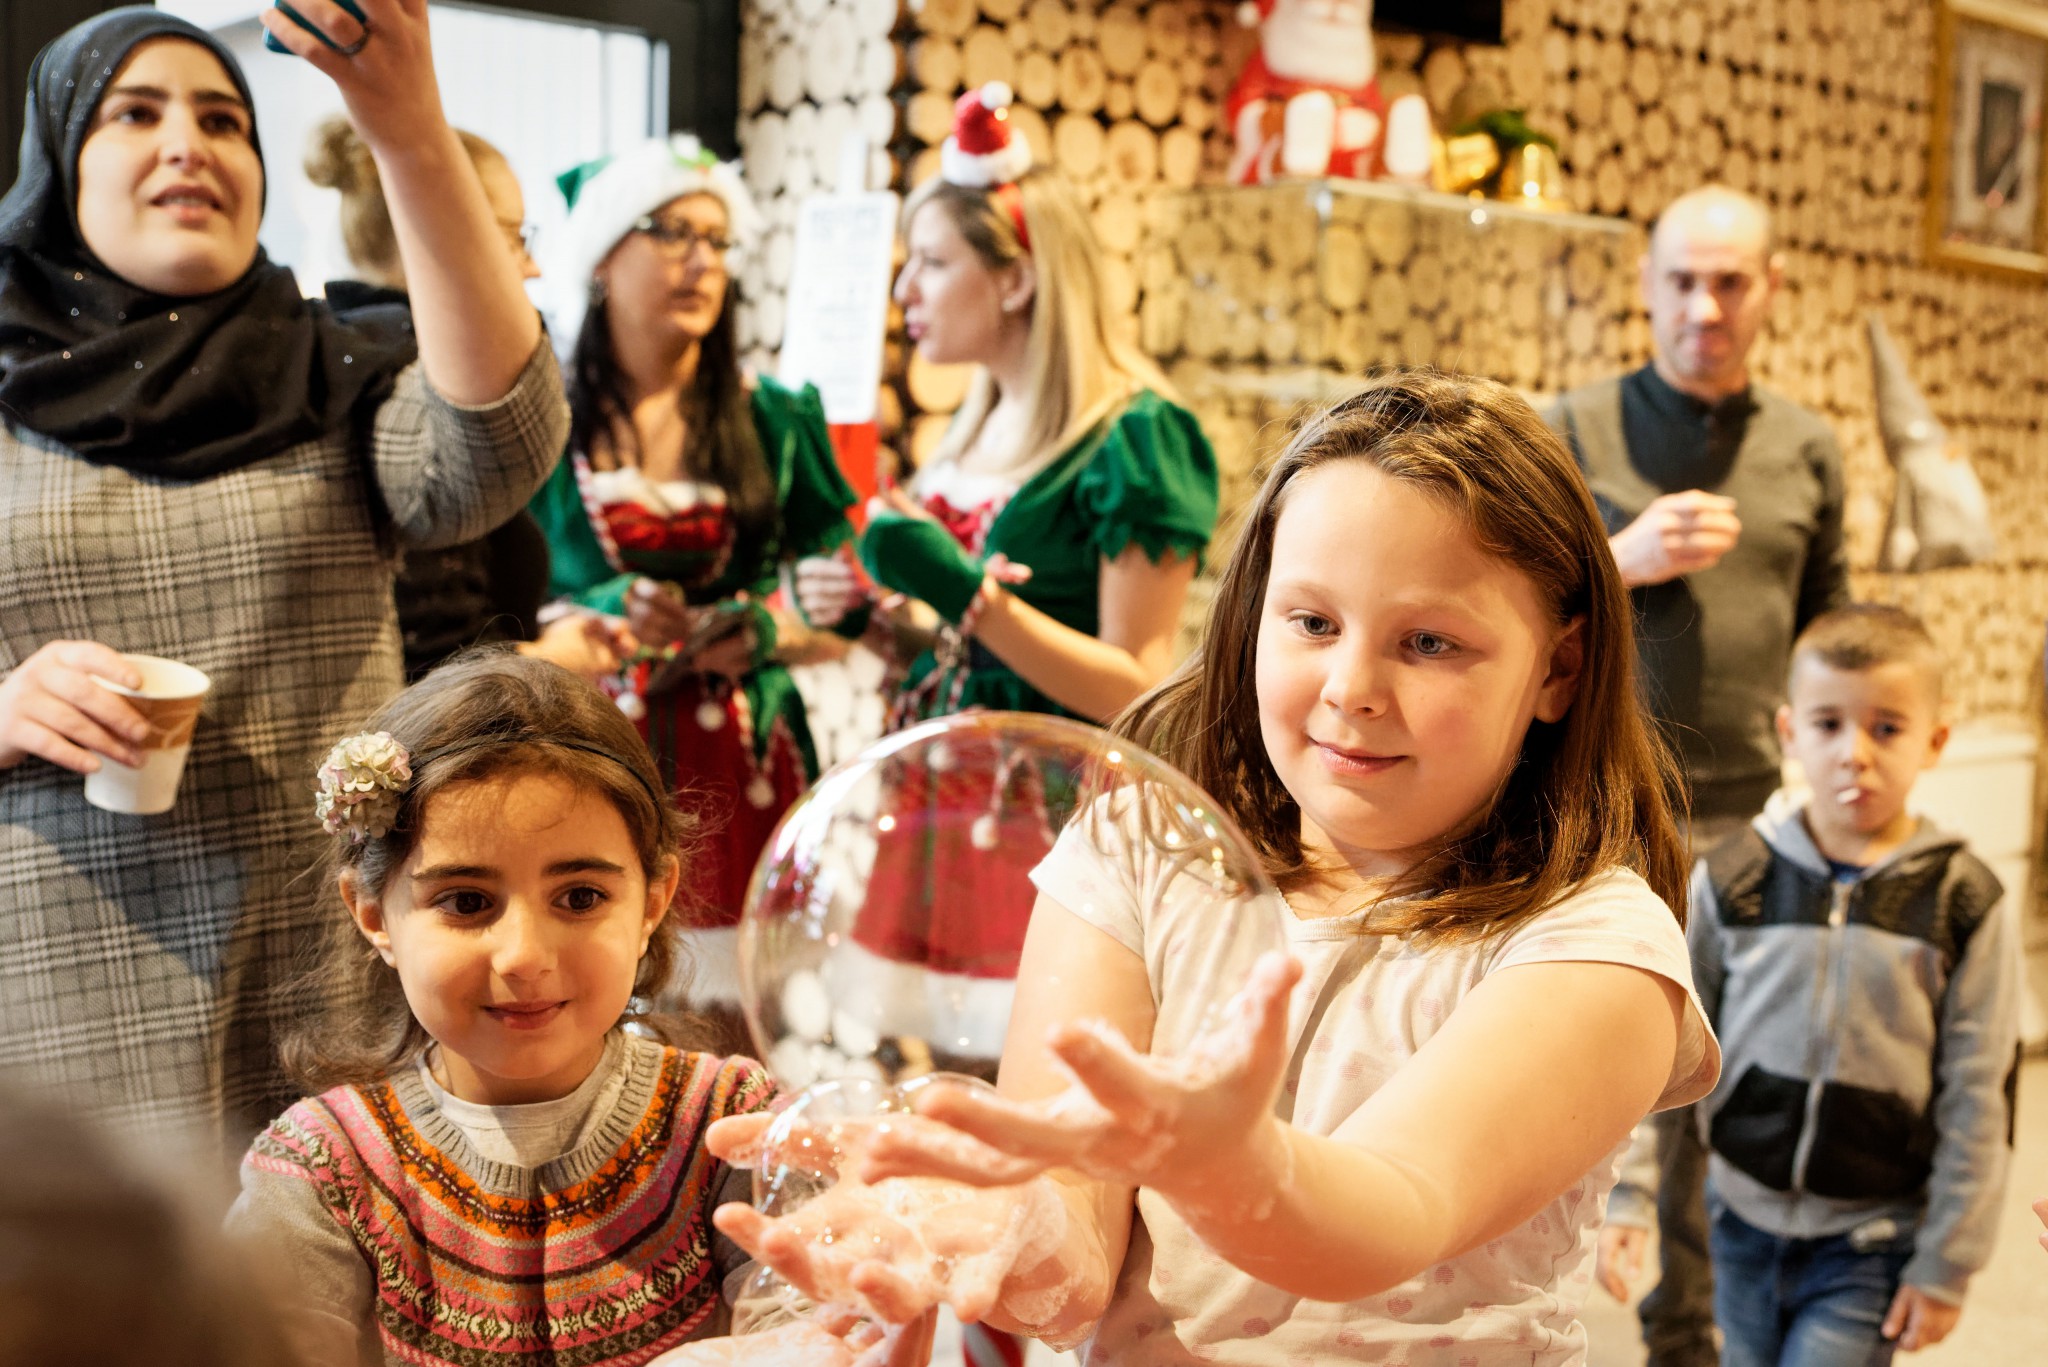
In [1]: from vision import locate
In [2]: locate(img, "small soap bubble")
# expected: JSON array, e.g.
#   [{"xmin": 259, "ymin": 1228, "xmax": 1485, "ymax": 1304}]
[
  {"xmin": 72, "ymin": 272, "xmax": 83, "ymax": 282},
  {"xmin": 61, "ymin": 351, "xmax": 71, "ymax": 360},
  {"xmin": 69, "ymin": 308, "xmax": 78, "ymax": 317},
  {"xmin": 342, "ymin": 354, "xmax": 353, "ymax": 364},
  {"xmin": 134, "ymin": 361, "xmax": 143, "ymax": 370},
  {"xmin": 167, "ymin": 312, "xmax": 178, "ymax": 322}
]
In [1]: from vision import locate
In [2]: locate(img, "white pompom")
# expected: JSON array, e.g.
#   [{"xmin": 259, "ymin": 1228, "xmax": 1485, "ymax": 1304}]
[
  {"xmin": 1237, "ymin": 1, "xmax": 1261, "ymax": 27},
  {"xmin": 983, "ymin": 81, "xmax": 1013, "ymax": 110},
  {"xmin": 616, "ymin": 691, "xmax": 646, "ymax": 722},
  {"xmin": 971, "ymin": 813, "xmax": 1000, "ymax": 850}
]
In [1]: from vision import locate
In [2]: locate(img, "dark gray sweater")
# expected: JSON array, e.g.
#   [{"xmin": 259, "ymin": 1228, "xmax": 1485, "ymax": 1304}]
[{"xmin": 1547, "ymin": 366, "xmax": 1850, "ymax": 819}]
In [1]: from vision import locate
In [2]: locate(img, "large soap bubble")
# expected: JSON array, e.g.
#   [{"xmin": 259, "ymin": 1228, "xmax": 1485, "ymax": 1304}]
[{"xmin": 737, "ymin": 710, "xmax": 1290, "ymax": 1092}]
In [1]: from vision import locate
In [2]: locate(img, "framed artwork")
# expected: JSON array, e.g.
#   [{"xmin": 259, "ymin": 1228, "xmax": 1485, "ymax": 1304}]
[{"xmin": 1929, "ymin": 0, "xmax": 2048, "ymax": 277}]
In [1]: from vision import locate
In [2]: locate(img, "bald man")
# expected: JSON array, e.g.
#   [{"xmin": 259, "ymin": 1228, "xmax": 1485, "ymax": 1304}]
[{"xmin": 1547, "ymin": 186, "xmax": 1850, "ymax": 1367}]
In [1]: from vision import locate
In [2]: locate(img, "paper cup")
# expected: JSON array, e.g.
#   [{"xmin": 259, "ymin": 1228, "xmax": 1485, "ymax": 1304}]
[{"xmin": 82, "ymin": 655, "xmax": 211, "ymax": 816}]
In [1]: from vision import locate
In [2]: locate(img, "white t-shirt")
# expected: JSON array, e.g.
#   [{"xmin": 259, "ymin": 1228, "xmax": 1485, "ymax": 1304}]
[{"xmin": 1030, "ymin": 818, "xmax": 1720, "ymax": 1367}]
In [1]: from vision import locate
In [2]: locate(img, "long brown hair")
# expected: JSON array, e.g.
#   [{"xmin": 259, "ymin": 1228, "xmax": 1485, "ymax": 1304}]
[
  {"xmin": 905, "ymin": 170, "xmax": 1173, "ymax": 484},
  {"xmin": 1120, "ymin": 370, "xmax": 1688, "ymax": 940},
  {"xmin": 282, "ymin": 651, "xmax": 702, "ymax": 1092}
]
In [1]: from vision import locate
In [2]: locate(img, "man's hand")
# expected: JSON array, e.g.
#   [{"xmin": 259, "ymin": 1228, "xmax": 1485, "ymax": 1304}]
[
  {"xmin": 1881, "ymin": 1285, "xmax": 1962, "ymax": 1352},
  {"xmin": 1594, "ymin": 1222, "xmax": 1649, "ymax": 1301},
  {"xmin": 1609, "ymin": 490, "xmax": 1742, "ymax": 587}
]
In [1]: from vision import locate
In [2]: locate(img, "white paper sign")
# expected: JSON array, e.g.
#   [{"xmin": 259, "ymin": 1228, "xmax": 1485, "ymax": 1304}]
[{"xmin": 778, "ymin": 190, "xmax": 899, "ymax": 425}]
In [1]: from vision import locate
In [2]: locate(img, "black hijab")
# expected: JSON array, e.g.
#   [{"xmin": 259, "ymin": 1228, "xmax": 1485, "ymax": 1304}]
[{"xmin": 0, "ymin": 7, "xmax": 415, "ymax": 479}]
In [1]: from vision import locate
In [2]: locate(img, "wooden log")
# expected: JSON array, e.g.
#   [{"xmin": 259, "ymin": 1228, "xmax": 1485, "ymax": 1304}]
[
  {"xmin": 748, "ymin": 110, "xmax": 790, "ymax": 190},
  {"xmin": 1104, "ymin": 81, "xmax": 1136, "ymax": 121},
  {"xmin": 1406, "ymin": 247, "xmax": 1446, "ymax": 314},
  {"xmin": 1177, "ymin": 87, "xmax": 1217, "ymax": 134},
  {"xmin": 858, "ymin": 91, "xmax": 899, "ymax": 145},
  {"xmin": 1007, "ymin": 102, "xmax": 1051, "ymax": 163},
  {"xmin": 1103, "ymin": 118, "xmax": 1160, "ymax": 185},
  {"xmin": 756, "ymin": 284, "xmax": 788, "ymax": 352},
  {"xmin": 765, "ymin": 224, "xmax": 794, "ymax": 288},
  {"xmin": 908, "ymin": 351, "xmax": 973, "ymax": 410},
  {"xmin": 979, "ymin": 0, "xmax": 1025, "ymax": 24},
  {"xmin": 1319, "ymin": 224, "xmax": 1368, "ymax": 310},
  {"xmin": 1025, "ymin": 0, "xmax": 1072, "ymax": 52},
  {"xmin": 1363, "ymin": 204, "xmax": 1414, "ymax": 270},
  {"xmin": 1057, "ymin": 45, "xmax": 1108, "ymax": 113},
  {"xmin": 812, "ymin": 99, "xmax": 859, "ymax": 185},
  {"xmin": 1139, "ymin": 281, "xmax": 1187, "ymax": 356},
  {"xmin": 854, "ymin": 0, "xmax": 902, "ymax": 37},
  {"xmin": 805, "ymin": 8, "xmax": 859, "ymax": 103},
  {"xmin": 1421, "ymin": 45, "xmax": 1468, "ymax": 114},
  {"xmin": 784, "ymin": 100, "xmax": 821, "ymax": 194},
  {"xmin": 1053, "ymin": 112, "xmax": 1105, "ymax": 179},
  {"xmin": 792, "ymin": 0, "xmax": 830, "ymax": 26},
  {"xmin": 912, "ymin": 0, "xmax": 977, "ymax": 39},
  {"xmin": 1005, "ymin": 18, "xmax": 1033, "ymax": 51},
  {"xmin": 740, "ymin": 30, "xmax": 770, "ymax": 114},
  {"xmin": 1095, "ymin": 191, "xmax": 1144, "ymax": 254},
  {"xmin": 911, "ymin": 36, "xmax": 961, "ymax": 93},
  {"xmin": 907, "ymin": 88, "xmax": 957, "ymax": 145},
  {"xmin": 1159, "ymin": 124, "xmax": 1204, "ymax": 188},
  {"xmin": 855, "ymin": 36, "xmax": 903, "ymax": 98},
  {"xmin": 1101, "ymin": 250, "xmax": 1139, "ymax": 315},
  {"xmin": 961, "ymin": 24, "xmax": 1015, "ymax": 89},
  {"xmin": 1098, "ymin": 4, "xmax": 1148, "ymax": 77},
  {"xmin": 1134, "ymin": 58, "xmax": 1182, "ymax": 128},
  {"xmin": 767, "ymin": 39, "xmax": 806, "ymax": 110},
  {"xmin": 1629, "ymin": 43, "xmax": 1664, "ymax": 109},
  {"xmin": 1017, "ymin": 48, "xmax": 1058, "ymax": 106},
  {"xmin": 909, "ymin": 145, "xmax": 945, "ymax": 185}
]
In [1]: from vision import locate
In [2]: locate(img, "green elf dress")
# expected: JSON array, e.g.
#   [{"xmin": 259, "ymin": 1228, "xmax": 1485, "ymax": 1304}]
[
  {"xmin": 850, "ymin": 388, "xmax": 1218, "ymax": 986},
  {"xmin": 530, "ymin": 377, "xmax": 855, "ymax": 927}
]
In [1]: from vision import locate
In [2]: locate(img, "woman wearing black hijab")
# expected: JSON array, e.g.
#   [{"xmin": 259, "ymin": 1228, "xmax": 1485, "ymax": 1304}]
[{"xmin": 0, "ymin": 2, "xmax": 567, "ymax": 1153}]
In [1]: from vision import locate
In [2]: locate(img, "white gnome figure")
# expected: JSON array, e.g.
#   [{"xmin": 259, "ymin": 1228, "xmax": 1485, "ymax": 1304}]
[
  {"xmin": 1226, "ymin": 0, "xmax": 1385, "ymax": 183},
  {"xmin": 1868, "ymin": 311, "xmax": 1997, "ymax": 571}
]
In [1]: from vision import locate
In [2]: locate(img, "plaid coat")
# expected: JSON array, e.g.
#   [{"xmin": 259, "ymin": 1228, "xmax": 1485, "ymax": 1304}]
[{"xmin": 0, "ymin": 342, "xmax": 567, "ymax": 1156}]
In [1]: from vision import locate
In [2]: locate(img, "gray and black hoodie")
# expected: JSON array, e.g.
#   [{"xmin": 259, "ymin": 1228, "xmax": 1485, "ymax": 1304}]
[{"xmin": 1615, "ymin": 791, "xmax": 2020, "ymax": 1302}]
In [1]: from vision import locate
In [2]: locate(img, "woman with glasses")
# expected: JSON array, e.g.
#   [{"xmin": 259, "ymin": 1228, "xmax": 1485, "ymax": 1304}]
[
  {"xmin": 530, "ymin": 136, "xmax": 858, "ymax": 1046},
  {"xmin": 307, "ymin": 115, "xmax": 631, "ymax": 683}
]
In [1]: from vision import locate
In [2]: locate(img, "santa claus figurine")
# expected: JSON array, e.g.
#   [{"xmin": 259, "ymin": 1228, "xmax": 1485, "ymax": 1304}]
[{"xmin": 1226, "ymin": 0, "xmax": 1385, "ymax": 183}]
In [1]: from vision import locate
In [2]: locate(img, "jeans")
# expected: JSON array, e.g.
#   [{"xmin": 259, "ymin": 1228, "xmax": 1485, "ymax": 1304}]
[{"xmin": 1708, "ymin": 1200, "xmax": 1913, "ymax": 1367}]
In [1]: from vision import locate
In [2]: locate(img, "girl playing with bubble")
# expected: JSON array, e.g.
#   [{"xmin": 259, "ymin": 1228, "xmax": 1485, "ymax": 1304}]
[
  {"xmin": 711, "ymin": 371, "xmax": 1725, "ymax": 1363},
  {"xmin": 227, "ymin": 652, "xmax": 930, "ymax": 1367}
]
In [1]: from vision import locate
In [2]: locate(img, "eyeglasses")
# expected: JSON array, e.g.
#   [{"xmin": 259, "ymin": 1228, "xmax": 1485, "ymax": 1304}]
[{"xmin": 631, "ymin": 216, "xmax": 735, "ymax": 259}]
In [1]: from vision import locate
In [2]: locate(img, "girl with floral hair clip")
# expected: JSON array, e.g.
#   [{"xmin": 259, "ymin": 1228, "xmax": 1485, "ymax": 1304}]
[{"xmin": 228, "ymin": 651, "xmax": 933, "ymax": 1367}]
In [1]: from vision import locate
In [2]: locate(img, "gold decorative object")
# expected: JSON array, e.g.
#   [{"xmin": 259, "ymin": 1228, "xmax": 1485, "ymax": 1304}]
[
  {"xmin": 1434, "ymin": 132, "xmax": 1501, "ymax": 194},
  {"xmin": 1496, "ymin": 141, "xmax": 1567, "ymax": 211}
]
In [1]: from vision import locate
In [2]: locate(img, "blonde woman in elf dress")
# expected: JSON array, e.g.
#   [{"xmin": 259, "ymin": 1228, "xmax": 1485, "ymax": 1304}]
[{"xmin": 529, "ymin": 138, "xmax": 857, "ymax": 1042}]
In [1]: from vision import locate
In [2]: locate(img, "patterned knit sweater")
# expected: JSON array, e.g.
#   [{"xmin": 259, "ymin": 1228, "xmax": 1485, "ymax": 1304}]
[{"xmin": 231, "ymin": 1033, "xmax": 774, "ymax": 1367}]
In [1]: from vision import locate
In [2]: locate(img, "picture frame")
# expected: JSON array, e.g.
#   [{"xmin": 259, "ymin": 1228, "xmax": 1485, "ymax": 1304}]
[{"xmin": 1929, "ymin": 0, "xmax": 2048, "ymax": 278}]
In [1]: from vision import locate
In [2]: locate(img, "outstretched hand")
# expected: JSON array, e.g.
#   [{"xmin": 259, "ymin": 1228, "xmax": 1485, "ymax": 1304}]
[
  {"xmin": 1881, "ymin": 1285, "xmax": 1961, "ymax": 1352},
  {"xmin": 858, "ymin": 953, "xmax": 1304, "ymax": 1223},
  {"xmin": 707, "ymin": 1111, "xmax": 1065, "ymax": 1327}
]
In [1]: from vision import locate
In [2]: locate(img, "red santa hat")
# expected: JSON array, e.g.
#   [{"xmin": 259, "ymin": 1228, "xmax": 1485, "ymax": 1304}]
[{"xmin": 941, "ymin": 82, "xmax": 1033, "ymax": 188}]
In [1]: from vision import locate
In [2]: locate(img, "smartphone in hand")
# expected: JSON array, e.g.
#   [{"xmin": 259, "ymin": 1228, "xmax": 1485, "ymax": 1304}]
[{"xmin": 263, "ymin": 0, "xmax": 368, "ymax": 54}]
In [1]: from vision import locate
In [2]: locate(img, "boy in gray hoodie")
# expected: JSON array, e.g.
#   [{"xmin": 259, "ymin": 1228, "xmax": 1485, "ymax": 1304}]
[{"xmin": 1599, "ymin": 604, "xmax": 2019, "ymax": 1366}]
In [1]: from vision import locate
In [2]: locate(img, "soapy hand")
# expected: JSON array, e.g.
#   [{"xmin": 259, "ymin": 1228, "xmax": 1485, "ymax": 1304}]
[
  {"xmin": 857, "ymin": 953, "xmax": 1304, "ymax": 1223},
  {"xmin": 708, "ymin": 1111, "xmax": 1066, "ymax": 1327},
  {"xmin": 645, "ymin": 1303, "xmax": 933, "ymax": 1367}
]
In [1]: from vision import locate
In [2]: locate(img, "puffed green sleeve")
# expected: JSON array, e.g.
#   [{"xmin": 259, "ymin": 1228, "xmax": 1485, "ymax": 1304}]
[
  {"xmin": 1073, "ymin": 391, "xmax": 1220, "ymax": 567},
  {"xmin": 527, "ymin": 448, "xmax": 636, "ymax": 615},
  {"xmin": 753, "ymin": 377, "xmax": 857, "ymax": 569}
]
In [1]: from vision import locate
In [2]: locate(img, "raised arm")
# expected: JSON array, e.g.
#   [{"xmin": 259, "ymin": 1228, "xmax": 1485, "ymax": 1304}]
[{"xmin": 261, "ymin": 0, "xmax": 540, "ymax": 402}]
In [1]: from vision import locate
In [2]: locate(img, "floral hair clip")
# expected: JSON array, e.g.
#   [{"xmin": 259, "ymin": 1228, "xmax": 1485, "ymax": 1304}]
[{"xmin": 315, "ymin": 731, "xmax": 413, "ymax": 843}]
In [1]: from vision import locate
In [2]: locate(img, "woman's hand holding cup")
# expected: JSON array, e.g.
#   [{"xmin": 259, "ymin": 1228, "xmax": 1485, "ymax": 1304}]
[
  {"xmin": 0, "ymin": 641, "xmax": 148, "ymax": 774},
  {"xmin": 258, "ymin": 0, "xmax": 443, "ymax": 153}
]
